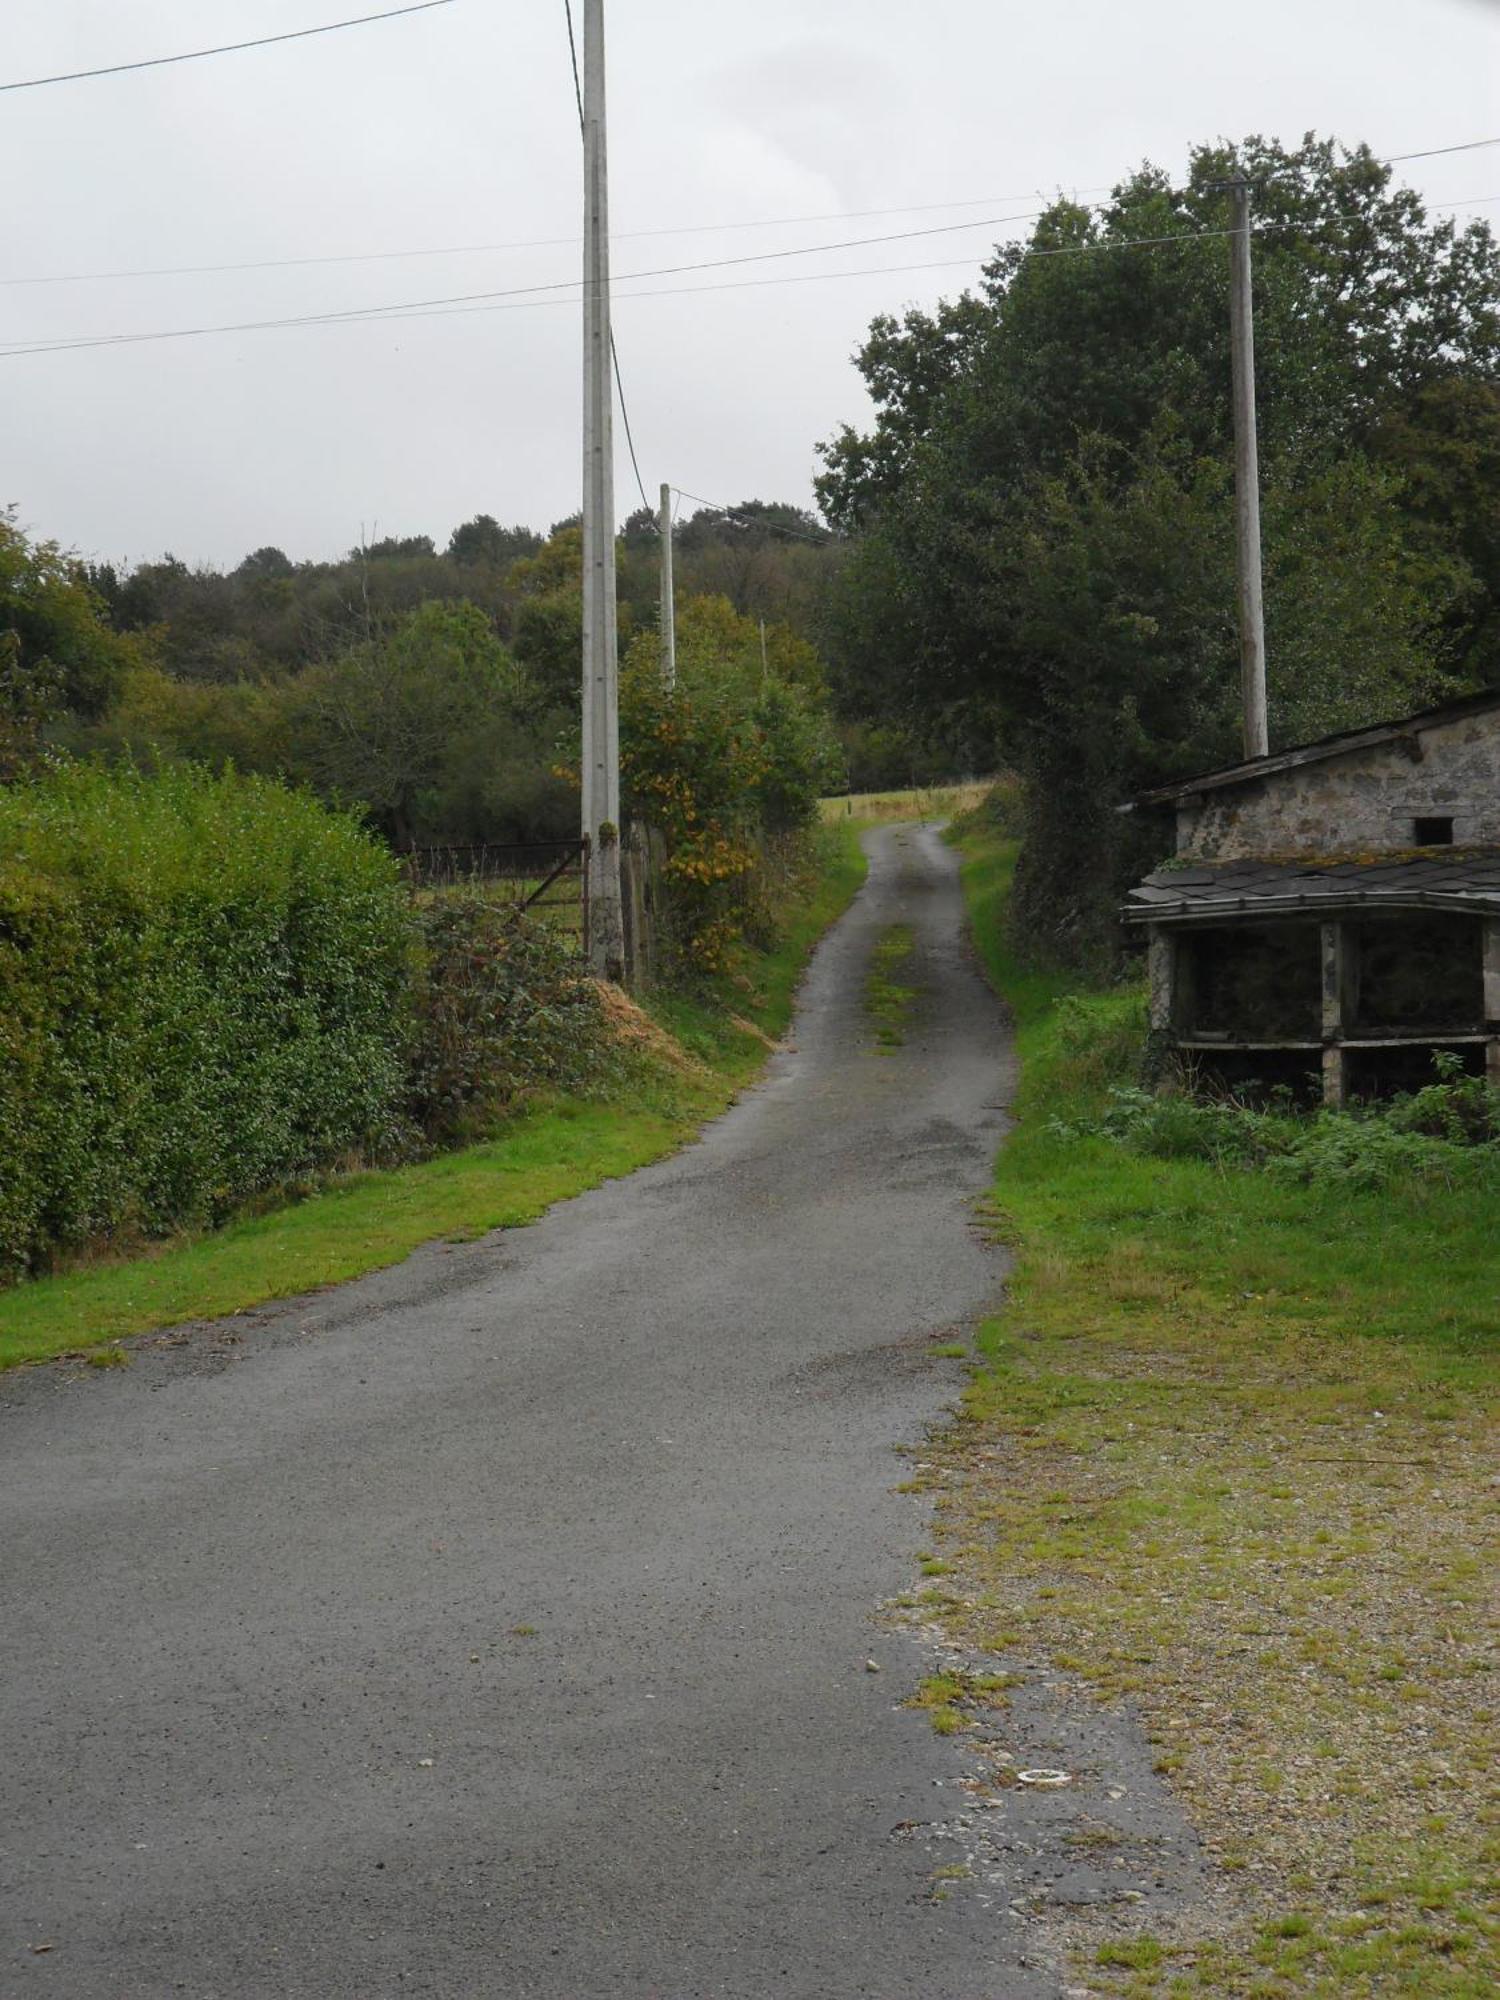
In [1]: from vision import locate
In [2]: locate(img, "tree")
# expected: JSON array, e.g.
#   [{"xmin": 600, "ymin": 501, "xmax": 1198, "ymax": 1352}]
[
  {"xmin": 445, "ymin": 515, "xmax": 541, "ymax": 569},
  {"xmin": 293, "ymin": 601, "xmax": 533, "ymax": 847},
  {"xmin": 816, "ymin": 134, "xmax": 1500, "ymax": 963},
  {"xmin": 0, "ymin": 511, "xmax": 136, "ymax": 774},
  {"xmin": 235, "ymin": 546, "xmax": 296, "ymax": 580},
  {"xmin": 619, "ymin": 595, "xmax": 843, "ymax": 969},
  {"xmin": 355, "ymin": 534, "xmax": 436, "ymax": 562}
]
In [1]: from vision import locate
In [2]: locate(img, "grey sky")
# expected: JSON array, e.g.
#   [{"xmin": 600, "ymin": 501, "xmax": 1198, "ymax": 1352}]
[{"xmin": 4, "ymin": 0, "xmax": 1498, "ymax": 569}]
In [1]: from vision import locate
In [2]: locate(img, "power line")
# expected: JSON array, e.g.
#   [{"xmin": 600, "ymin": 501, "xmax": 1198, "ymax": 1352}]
[
  {"xmin": 5, "ymin": 188, "xmax": 1497, "ymax": 363},
  {"xmin": 1, "ymin": 138, "xmax": 1489, "ymax": 292},
  {"xmin": 1385, "ymin": 135, "xmax": 1500, "ymax": 166},
  {"xmin": 0, "ymin": 218, "xmax": 1262, "ymax": 360},
  {"xmin": 673, "ymin": 492, "xmax": 833, "ymax": 546},
  {"xmin": 562, "ymin": 0, "xmax": 585, "ymax": 124},
  {"xmin": 0, "ymin": 208, "xmax": 1060, "ymax": 357},
  {"xmin": 0, "ymin": 199, "xmax": 1112, "ymax": 295},
  {"xmin": 0, "ymin": 2, "xmax": 458, "ymax": 93}
]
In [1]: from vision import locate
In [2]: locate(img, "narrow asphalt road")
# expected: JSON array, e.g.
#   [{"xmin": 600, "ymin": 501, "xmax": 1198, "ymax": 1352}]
[{"xmin": 1, "ymin": 822, "xmax": 1054, "ymax": 1999}]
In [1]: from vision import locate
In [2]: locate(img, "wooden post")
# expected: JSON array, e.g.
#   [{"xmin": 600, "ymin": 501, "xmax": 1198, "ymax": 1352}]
[
  {"xmin": 1144, "ymin": 925, "xmax": 1180, "ymax": 1091},
  {"xmin": 1321, "ymin": 921, "xmax": 1350, "ymax": 1109},
  {"xmin": 1483, "ymin": 917, "xmax": 1500, "ymax": 1089},
  {"xmin": 1147, "ymin": 927, "xmax": 1177, "ymax": 1032}
]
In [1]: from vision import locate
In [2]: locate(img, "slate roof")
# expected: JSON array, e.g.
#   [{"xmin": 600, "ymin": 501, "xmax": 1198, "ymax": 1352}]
[
  {"xmin": 1125, "ymin": 848, "xmax": 1500, "ymax": 926},
  {"xmin": 1127, "ymin": 686, "xmax": 1500, "ymax": 809}
]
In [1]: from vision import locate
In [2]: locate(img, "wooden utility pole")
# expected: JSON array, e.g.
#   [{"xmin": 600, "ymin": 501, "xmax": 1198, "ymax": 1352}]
[
  {"xmin": 1228, "ymin": 177, "xmax": 1269, "ymax": 760},
  {"xmin": 580, "ymin": 0, "xmax": 625, "ymax": 978},
  {"xmin": 659, "ymin": 481, "xmax": 676, "ymax": 692}
]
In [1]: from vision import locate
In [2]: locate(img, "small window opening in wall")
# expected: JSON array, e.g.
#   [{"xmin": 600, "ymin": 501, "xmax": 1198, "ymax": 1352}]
[{"xmin": 1414, "ymin": 816, "xmax": 1454, "ymax": 846}]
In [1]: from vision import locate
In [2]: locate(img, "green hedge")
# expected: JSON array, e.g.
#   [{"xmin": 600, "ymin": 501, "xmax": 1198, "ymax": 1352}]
[{"xmin": 0, "ymin": 764, "xmax": 412, "ymax": 1278}]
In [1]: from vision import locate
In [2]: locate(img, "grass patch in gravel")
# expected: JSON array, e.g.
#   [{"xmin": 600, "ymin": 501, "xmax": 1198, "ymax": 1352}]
[
  {"xmin": 934, "ymin": 828, "xmax": 1499, "ymax": 1997},
  {"xmin": 865, "ymin": 922, "xmax": 919, "ymax": 1049},
  {"xmin": 0, "ymin": 825, "xmax": 867, "ymax": 1371}
]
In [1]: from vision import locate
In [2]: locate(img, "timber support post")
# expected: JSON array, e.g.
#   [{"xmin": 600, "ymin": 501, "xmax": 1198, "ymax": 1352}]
[
  {"xmin": 1320, "ymin": 920, "xmax": 1353, "ymax": 1109},
  {"xmin": 1484, "ymin": 917, "xmax": 1500, "ymax": 1089}
]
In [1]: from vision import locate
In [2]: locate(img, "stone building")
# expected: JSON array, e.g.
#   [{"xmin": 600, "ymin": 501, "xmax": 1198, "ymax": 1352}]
[{"xmin": 1124, "ymin": 689, "xmax": 1500, "ymax": 1104}]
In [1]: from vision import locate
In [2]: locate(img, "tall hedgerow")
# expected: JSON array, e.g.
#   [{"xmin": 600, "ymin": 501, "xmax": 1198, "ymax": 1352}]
[{"xmin": 0, "ymin": 763, "xmax": 412, "ymax": 1277}]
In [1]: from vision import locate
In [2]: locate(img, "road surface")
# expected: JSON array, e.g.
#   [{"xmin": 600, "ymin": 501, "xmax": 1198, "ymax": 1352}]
[{"xmin": 3, "ymin": 823, "xmax": 1067, "ymax": 1997}]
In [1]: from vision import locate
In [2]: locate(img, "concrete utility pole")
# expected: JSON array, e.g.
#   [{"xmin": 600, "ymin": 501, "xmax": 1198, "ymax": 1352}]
[
  {"xmin": 580, "ymin": 0, "xmax": 625, "ymax": 979},
  {"xmin": 1228, "ymin": 177, "xmax": 1269, "ymax": 760},
  {"xmin": 659, "ymin": 481, "xmax": 677, "ymax": 692}
]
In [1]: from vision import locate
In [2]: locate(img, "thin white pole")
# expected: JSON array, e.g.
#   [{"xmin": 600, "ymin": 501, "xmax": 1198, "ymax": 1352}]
[
  {"xmin": 659, "ymin": 481, "xmax": 677, "ymax": 692},
  {"xmin": 580, "ymin": 0, "xmax": 624, "ymax": 977},
  {"xmin": 1228, "ymin": 177, "xmax": 1269, "ymax": 759}
]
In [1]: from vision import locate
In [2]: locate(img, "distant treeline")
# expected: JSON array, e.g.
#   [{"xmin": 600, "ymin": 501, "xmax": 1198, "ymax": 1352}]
[{"xmin": 79, "ymin": 500, "xmax": 838, "ymax": 689}]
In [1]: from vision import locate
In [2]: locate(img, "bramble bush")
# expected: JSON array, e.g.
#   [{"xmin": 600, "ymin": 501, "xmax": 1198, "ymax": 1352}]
[
  {"xmin": 407, "ymin": 895, "xmax": 614, "ymax": 1143},
  {"xmin": 0, "ymin": 763, "xmax": 413, "ymax": 1278}
]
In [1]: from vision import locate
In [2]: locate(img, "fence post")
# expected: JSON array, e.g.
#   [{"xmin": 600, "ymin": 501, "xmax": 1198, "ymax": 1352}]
[{"xmin": 580, "ymin": 835, "xmax": 592, "ymax": 965}]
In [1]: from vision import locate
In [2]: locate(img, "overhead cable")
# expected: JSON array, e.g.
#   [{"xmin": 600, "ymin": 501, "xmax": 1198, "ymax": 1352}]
[
  {"xmin": 673, "ymin": 492, "xmax": 833, "ymax": 546},
  {"xmin": 5, "ymin": 200, "xmax": 1497, "ymax": 362},
  {"xmin": 0, "ymin": 218, "xmax": 1260, "ymax": 359},
  {"xmin": 0, "ymin": 208, "xmax": 1060, "ymax": 356},
  {"xmin": 2, "ymin": 137, "xmax": 1489, "ymax": 289},
  {"xmin": 0, "ymin": 2, "xmax": 458, "ymax": 93}
]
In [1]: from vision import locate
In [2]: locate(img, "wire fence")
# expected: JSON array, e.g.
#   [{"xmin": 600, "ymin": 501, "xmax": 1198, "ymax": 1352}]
[{"xmin": 401, "ymin": 839, "xmax": 589, "ymax": 941}]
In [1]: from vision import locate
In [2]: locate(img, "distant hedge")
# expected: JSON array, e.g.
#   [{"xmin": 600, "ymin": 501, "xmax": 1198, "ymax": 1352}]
[{"xmin": 0, "ymin": 764, "xmax": 413, "ymax": 1278}]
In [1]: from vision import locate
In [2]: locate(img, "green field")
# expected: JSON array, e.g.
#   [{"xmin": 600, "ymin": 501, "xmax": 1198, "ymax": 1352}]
[{"xmin": 820, "ymin": 779, "xmax": 995, "ymax": 825}]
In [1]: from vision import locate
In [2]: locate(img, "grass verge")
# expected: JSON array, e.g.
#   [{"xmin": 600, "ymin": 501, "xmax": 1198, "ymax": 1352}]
[
  {"xmin": 935, "ymin": 830, "xmax": 1499, "ymax": 1997},
  {"xmin": 0, "ymin": 824, "xmax": 868, "ymax": 1372}
]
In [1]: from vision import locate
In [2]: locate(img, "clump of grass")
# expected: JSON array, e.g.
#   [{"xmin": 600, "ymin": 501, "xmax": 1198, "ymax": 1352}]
[
  {"xmin": 906, "ymin": 1667, "xmax": 1015, "ymax": 1738},
  {"xmin": 865, "ymin": 924, "xmax": 919, "ymax": 1049}
]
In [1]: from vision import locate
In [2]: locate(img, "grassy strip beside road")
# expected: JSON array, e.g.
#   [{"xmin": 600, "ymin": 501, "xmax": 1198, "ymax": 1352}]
[
  {"xmin": 0, "ymin": 825, "xmax": 867, "ymax": 1372},
  {"xmin": 936, "ymin": 831, "xmax": 1498, "ymax": 1997}
]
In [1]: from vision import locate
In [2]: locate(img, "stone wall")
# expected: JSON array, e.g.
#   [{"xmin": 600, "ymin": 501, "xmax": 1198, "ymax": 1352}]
[{"xmin": 1176, "ymin": 709, "xmax": 1500, "ymax": 859}]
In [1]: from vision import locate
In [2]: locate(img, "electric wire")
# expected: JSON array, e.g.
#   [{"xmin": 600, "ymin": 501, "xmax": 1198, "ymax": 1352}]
[
  {"xmin": 0, "ymin": 207, "xmax": 1065, "ymax": 356},
  {"xmin": 0, "ymin": 189, "xmax": 1119, "ymax": 292},
  {"xmin": 0, "ymin": 218, "xmax": 1270, "ymax": 359},
  {"xmin": 0, "ymin": 138, "xmax": 1488, "ymax": 292},
  {"xmin": 0, "ymin": 2, "xmax": 457, "ymax": 93},
  {"xmin": 1385, "ymin": 135, "xmax": 1500, "ymax": 165},
  {"xmin": 4, "ymin": 173, "xmax": 1497, "ymax": 362},
  {"xmin": 672, "ymin": 491, "xmax": 832, "ymax": 546}
]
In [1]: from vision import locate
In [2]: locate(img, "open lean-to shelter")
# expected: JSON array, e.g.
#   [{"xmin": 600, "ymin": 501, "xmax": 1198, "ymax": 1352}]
[{"xmin": 1124, "ymin": 689, "xmax": 1500, "ymax": 1105}]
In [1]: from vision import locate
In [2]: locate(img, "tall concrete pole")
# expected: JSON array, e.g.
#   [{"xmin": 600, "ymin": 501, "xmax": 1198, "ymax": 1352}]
[
  {"xmin": 659, "ymin": 481, "xmax": 677, "ymax": 692},
  {"xmin": 1228, "ymin": 178, "xmax": 1269, "ymax": 760},
  {"xmin": 580, "ymin": 0, "xmax": 625, "ymax": 978}
]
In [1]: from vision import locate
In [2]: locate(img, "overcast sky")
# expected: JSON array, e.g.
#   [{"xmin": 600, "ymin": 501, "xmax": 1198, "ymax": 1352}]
[{"xmin": 4, "ymin": 0, "xmax": 1498, "ymax": 570}]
